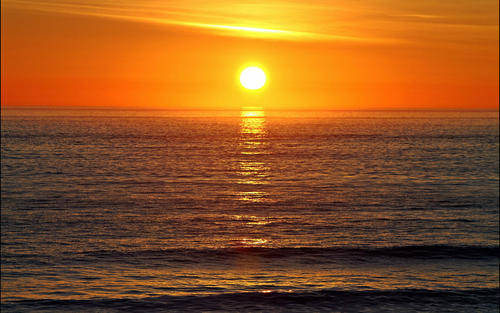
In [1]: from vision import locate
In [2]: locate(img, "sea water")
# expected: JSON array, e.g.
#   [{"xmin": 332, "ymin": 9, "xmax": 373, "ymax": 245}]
[{"xmin": 1, "ymin": 109, "xmax": 498, "ymax": 312}]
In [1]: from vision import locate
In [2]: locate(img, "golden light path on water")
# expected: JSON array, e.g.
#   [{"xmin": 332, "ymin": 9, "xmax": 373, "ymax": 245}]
[{"xmin": 235, "ymin": 107, "xmax": 271, "ymax": 246}]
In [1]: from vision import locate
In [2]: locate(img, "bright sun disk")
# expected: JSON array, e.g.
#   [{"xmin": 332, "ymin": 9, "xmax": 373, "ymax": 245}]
[{"xmin": 240, "ymin": 66, "xmax": 266, "ymax": 90}]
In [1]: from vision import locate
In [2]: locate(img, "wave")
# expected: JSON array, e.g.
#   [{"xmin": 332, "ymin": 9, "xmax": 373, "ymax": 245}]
[
  {"xmin": 3, "ymin": 288, "xmax": 498, "ymax": 312},
  {"xmin": 77, "ymin": 245, "xmax": 499, "ymax": 263},
  {"xmin": 5, "ymin": 245, "xmax": 496, "ymax": 268}
]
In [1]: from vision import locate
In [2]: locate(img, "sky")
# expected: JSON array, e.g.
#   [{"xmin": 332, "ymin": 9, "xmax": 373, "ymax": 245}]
[{"xmin": 1, "ymin": 0, "xmax": 499, "ymax": 110}]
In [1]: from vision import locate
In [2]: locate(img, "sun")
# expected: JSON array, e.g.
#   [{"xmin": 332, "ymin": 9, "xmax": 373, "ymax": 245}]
[{"xmin": 240, "ymin": 66, "xmax": 266, "ymax": 90}]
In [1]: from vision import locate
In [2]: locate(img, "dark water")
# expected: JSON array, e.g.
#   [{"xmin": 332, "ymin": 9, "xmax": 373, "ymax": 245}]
[{"xmin": 1, "ymin": 109, "xmax": 499, "ymax": 312}]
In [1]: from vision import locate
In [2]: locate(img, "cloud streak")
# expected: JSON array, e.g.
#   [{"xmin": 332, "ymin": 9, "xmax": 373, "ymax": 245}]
[
  {"xmin": 2, "ymin": 0, "xmax": 394, "ymax": 42},
  {"xmin": 4, "ymin": 0, "xmax": 498, "ymax": 45}
]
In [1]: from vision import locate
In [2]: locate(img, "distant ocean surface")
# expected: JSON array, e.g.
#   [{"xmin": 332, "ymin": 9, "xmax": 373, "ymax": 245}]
[{"xmin": 1, "ymin": 108, "xmax": 499, "ymax": 312}]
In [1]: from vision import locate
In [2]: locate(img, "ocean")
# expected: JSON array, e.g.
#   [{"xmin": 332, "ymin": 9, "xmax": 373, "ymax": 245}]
[{"xmin": 1, "ymin": 108, "xmax": 498, "ymax": 312}]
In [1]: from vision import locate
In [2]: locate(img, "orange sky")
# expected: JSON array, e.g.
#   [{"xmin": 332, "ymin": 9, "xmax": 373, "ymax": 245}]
[{"xmin": 1, "ymin": 0, "xmax": 499, "ymax": 110}]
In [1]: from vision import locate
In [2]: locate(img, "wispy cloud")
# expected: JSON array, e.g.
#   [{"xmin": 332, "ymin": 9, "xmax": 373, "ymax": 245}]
[
  {"xmin": 4, "ymin": 0, "xmax": 498, "ymax": 44},
  {"xmin": 2, "ymin": 0, "xmax": 394, "ymax": 42}
]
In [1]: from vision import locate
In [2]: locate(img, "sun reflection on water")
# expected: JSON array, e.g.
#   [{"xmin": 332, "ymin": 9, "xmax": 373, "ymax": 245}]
[
  {"xmin": 233, "ymin": 107, "xmax": 271, "ymax": 247},
  {"xmin": 240, "ymin": 117, "xmax": 266, "ymax": 136},
  {"xmin": 240, "ymin": 109, "xmax": 266, "ymax": 118},
  {"xmin": 232, "ymin": 215, "xmax": 271, "ymax": 227},
  {"xmin": 237, "ymin": 107, "xmax": 270, "ymax": 202},
  {"xmin": 240, "ymin": 238, "xmax": 269, "ymax": 245}
]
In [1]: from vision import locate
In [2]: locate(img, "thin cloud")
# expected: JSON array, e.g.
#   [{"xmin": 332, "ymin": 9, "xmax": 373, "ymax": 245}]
[
  {"xmin": 5, "ymin": 0, "xmax": 496, "ymax": 45},
  {"xmin": 3, "ymin": 0, "xmax": 397, "ymax": 43}
]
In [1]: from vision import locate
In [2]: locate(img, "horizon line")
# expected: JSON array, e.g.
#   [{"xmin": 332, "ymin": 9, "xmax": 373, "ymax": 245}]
[{"xmin": 1, "ymin": 105, "xmax": 499, "ymax": 113}]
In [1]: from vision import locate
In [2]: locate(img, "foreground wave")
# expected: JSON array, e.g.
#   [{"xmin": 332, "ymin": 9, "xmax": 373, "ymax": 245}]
[
  {"xmin": 76, "ymin": 245, "xmax": 499, "ymax": 262},
  {"xmin": 3, "ymin": 288, "xmax": 498, "ymax": 312}
]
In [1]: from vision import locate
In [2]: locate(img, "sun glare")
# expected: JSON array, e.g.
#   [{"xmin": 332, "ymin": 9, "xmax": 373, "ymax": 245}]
[{"xmin": 240, "ymin": 67, "xmax": 266, "ymax": 90}]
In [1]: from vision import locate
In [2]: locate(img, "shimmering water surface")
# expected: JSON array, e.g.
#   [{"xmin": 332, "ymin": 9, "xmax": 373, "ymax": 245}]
[{"xmin": 1, "ymin": 109, "xmax": 499, "ymax": 312}]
